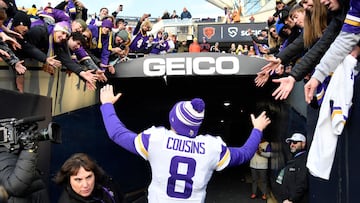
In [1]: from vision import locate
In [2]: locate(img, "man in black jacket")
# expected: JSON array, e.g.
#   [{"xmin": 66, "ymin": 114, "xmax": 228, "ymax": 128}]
[
  {"xmin": 274, "ymin": 133, "xmax": 308, "ymax": 203},
  {"xmin": 0, "ymin": 143, "xmax": 50, "ymax": 203}
]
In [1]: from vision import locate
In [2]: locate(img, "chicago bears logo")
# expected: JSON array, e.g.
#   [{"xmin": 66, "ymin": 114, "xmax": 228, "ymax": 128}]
[{"xmin": 203, "ymin": 27, "xmax": 215, "ymax": 39}]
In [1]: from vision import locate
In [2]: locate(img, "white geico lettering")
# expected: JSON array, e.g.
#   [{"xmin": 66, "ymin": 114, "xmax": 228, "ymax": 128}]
[{"xmin": 143, "ymin": 56, "xmax": 239, "ymax": 76}]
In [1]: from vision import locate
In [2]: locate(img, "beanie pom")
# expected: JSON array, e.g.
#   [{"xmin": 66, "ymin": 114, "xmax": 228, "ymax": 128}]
[{"xmin": 191, "ymin": 98, "xmax": 205, "ymax": 113}]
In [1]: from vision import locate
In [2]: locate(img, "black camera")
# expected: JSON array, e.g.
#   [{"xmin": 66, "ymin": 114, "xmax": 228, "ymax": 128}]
[
  {"xmin": 119, "ymin": 44, "xmax": 126, "ymax": 50},
  {"xmin": 0, "ymin": 115, "xmax": 61, "ymax": 152}
]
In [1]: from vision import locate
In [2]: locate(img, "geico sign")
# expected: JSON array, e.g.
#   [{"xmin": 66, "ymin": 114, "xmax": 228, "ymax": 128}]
[{"xmin": 143, "ymin": 56, "xmax": 240, "ymax": 76}]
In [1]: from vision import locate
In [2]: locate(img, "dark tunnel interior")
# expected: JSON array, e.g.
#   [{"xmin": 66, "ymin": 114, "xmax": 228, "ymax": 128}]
[{"xmin": 108, "ymin": 75, "xmax": 280, "ymax": 145}]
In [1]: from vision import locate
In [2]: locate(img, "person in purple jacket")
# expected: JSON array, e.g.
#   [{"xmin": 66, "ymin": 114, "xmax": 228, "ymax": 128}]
[
  {"xmin": 129, "ymin": 13, "xmax": 152, "ymax": 55},
  {"xmin": 32, "ymin": 8, "xmax": 71, "ymax": 27},
  {"xmin": 149, "ymin": 31, "xmax": 170, "ymax": 54},
  {"xmin": 87, "ymin": 19, "xmax": 115, "ymax": 74},
  {"xmin": 99, "ymin": 84, "xmax": 271, "ymax": 203}
]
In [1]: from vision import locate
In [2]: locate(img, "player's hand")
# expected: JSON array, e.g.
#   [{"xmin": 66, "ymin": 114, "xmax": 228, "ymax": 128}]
[
  {"xmin": 251, "ymin": 111, "xmax": 271, "ymax": 132},
  {"xmin": 272, "ymin": 75, "xmax": 296, "ymax": 100},
  {"xmin": 304, "ymin": 77, "xmax": 320, "ymax": 104},
  {"xmin": 100, "ymin": 84, "xmax": 122, "ymax": 104}
]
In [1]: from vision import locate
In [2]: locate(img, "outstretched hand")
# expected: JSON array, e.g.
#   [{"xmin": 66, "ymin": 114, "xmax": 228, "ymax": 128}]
[
  {"xmin": 14, "ymin": 60, "xmax": 26, "ymax": 75},
  {"xmin": 80, "ymin": 69, "xmax": 98, "ymax": 84},
  {"xmin": 95, "ymin": 69, "xmax": 108, "ymax": 82},
  {"xmin": 100, "ymin": 84, "xmax": 122, "ymax": 104},
  {"xmin": 304, "ymin": 77, "xmax": 320, "ymax": 104},
  {"xmin": 271, "ymin": 76, "xmax": 296, "ymax": 100},
  {"xmin": 46, "ymin": 55, "xmax": 61, "ymax": 68},
  {"xmin": 100, "ymin": 63, "xmax": 116, "ymax": 74},
  {"xmin": 254, "ymin": 57, "xmax": 281, "ymax": 87},
  {"xmin": 254, "ymin": 71, "xmax": 270, "ymax": 87},
  {"xmin": 0, "ymin": 31, "xmax": 21, "ymax": 50},
  {"xmin": 250, "ymin": 111, "xmax": 271, "ymax": 132},
  {"xmin": 261, "ymin": 57, "xmax": 281, "ymax": 73},
  {"xmin": 0, "ymin": 49, "xmax": 10, "ymax": 58}
]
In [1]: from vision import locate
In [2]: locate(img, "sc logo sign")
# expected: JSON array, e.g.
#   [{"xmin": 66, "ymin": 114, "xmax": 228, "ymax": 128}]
[{"xmin": 228, "ymin": 27, "xmax": 238, "ymax": 38}]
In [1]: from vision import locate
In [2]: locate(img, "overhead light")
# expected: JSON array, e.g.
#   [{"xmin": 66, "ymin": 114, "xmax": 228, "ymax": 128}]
[
  {"xmin": 223, "ymin": 101, "xmax": 231, "ymax": 107},
  {"xmin": 220, "ymin": 119, "xmax": 224, "ymax": 123}
]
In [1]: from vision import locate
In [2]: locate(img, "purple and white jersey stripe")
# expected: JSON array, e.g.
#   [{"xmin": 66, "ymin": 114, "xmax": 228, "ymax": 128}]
[{"xmin": 342, "ymin": 0, "xmax": 360, "ymax": 34}]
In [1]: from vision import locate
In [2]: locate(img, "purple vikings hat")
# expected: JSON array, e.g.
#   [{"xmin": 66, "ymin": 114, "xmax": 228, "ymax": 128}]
[{"xmin": 169, "ymin": 98, "xmax": 205, "ymax": 138}]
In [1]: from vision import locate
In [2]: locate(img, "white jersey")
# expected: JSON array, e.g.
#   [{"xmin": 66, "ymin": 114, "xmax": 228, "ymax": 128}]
[
  {"xmin": 134, "ymin": 126, "xmax": 230, "ymax": 203},
  {"xmin": 307, "ymin": 55, "xmax": 357, "ymax": 180}
]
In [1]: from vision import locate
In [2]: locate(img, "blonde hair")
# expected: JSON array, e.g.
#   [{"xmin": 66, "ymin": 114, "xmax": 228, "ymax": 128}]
[
  {"xmin": 268, "ymin": 25, "xmax": 282, "ymax": 49},
  {"xmin": 303, "ymin": 0, "xmax": 327, "ymax": 48},
  {"xmin": 141, "ymin": 20, "xmax": 153, "ymax": 34}
]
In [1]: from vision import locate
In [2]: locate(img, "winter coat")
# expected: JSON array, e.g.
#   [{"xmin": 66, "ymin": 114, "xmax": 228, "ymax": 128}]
[{"xmin": 0, "ymin": 147, "xmax": 50, "ymax": 203}]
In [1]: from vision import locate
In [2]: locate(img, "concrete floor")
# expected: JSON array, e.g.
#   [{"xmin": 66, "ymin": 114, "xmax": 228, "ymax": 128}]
[{"xmin": 206, "ymin": 166, "xmax": 274, "ymax": 203}]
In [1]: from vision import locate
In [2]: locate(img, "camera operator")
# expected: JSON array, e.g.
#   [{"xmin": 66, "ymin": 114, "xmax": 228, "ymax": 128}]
[
  {"xmin": 0, "ymin": 140, "xmax": 50, "ymax": 202},
  {"xmin": 0, "ymin": 117, "xmax": 55, "ymax": 203}
]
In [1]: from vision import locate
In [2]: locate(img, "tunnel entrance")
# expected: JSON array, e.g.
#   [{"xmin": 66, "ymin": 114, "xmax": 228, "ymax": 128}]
[{"xmin": 108, "ymin": 75, "xmax": 278, "ymax": 145}]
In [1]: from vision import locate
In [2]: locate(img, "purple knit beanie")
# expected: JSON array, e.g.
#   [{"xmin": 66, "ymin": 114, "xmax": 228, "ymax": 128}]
[
  {"xmin": 53, "ymin": 21, "xmax": 71, "ymax": 35},
  {"xmin": 102, "ymin": 19, "xmax": 113, "ymax": 29},
  {"xmin": 169, "ymin": 98, "xmax": 205, "ymax": 138}
]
